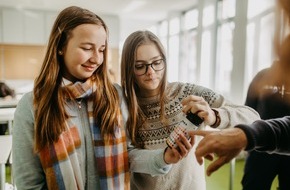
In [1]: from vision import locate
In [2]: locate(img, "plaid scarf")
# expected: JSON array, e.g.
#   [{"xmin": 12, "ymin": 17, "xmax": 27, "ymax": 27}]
[{"xmin": 39, "ymin": 79, "xmax": 129, "ymax": 190}]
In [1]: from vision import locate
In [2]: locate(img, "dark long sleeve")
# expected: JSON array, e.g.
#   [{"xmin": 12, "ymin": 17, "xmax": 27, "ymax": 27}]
[{"xmin": 235, "ymin": 116, "xmax": 290, "ymax": 155}]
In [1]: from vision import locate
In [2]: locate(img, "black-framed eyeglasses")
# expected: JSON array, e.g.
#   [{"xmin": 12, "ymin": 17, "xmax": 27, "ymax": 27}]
[{"xmin": 134, "ymin": 59, "xmax": 165, "ymax": 76}]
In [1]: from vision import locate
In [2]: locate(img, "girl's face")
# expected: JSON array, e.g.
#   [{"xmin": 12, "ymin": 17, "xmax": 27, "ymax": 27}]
[
  {"xmin": 134, "ymin": 43, "xmax": 165, "ymax": 97},
  {"xmin": 62, "ymin": 24, "xmax": 106, "ymax": 82}
]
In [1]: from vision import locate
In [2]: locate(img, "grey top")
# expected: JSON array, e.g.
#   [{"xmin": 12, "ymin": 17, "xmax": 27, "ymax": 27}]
[{"xmin": 12, "ymin": 85, "xmax": 171, "ymax": 190}]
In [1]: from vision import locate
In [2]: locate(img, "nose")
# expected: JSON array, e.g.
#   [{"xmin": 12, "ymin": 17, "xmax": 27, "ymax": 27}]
[
  {"xmin": 145, "ymin": 64, "xmax": 155, "ymax": 75},
  {"xmin": 90, "ymin": 51, "xmax": 103, "ymax": 64}
]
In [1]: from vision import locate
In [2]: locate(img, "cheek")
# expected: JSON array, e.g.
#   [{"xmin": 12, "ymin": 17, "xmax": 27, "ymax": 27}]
[
  {"xmin": 157, "ymin": 70, "xmax": 165, "ymax": 78},
  {"xmin": 74, "ymin": 52, "xmax": 90, "ymax": 63},
  {"xmin": 67, "ymin": 50, "xmax": 90, "ymax": 64},
  {"xmin": 134, "ymin": 75, "xmax": 143, "ymax": 86}
]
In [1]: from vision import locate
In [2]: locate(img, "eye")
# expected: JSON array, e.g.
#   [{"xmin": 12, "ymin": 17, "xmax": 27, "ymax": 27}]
[
  {"xmin": 152, "ymin": 59, "xmax": 162, "ymax": 65},
  {"xmin": 99, "ymin": 48, "xmax": 105, "ymax": 53},
  {"xmin": 81, "ymin": 46, "xmax": 93, "ymax": 51},
  {"xmin": 135, "ymin": 64, "xmax": 146, "ymax": 70}
]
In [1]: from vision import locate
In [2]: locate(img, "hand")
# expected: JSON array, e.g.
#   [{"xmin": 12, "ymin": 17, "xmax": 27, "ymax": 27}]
[
  {"xmin": 164, "ymin": 133, "xmax": 194, "ymax": 164},
  {"xmin": 189, "ymin": 128, "xmax": 247, "ymax": 176},
  {"xmin": 181, "ymin": 95, "xmax": 216, "ymax": 126}
]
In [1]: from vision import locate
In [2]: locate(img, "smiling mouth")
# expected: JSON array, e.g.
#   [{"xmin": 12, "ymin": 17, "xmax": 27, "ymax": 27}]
[{"xmin": 82, "ymin": 65, "xmax": 96, "ymax": 71}]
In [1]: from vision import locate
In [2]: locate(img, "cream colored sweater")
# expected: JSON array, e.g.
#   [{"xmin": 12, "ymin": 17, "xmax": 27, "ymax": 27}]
[{"xmin": 130, "ymin": 82, "xmax": 260, "ymax": 190}]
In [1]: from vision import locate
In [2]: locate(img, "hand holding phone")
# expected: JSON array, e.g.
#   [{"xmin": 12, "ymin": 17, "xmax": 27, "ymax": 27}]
[
  {"xmin": 186, "ymin": 112, "xmax": 203, "ymax": 126},
  {"xmin": 166, "ymin": 126, "xmax": 190, "ymax": 148},
  {"xmin": 166, "ymin": 112, "xmax": 203, "ymax": 149}
]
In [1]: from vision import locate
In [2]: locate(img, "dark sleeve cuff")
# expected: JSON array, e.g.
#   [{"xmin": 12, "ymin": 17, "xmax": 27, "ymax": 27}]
[{"xmin": 235, "ymin": 124, "xmax": 256, "ymax": 151}]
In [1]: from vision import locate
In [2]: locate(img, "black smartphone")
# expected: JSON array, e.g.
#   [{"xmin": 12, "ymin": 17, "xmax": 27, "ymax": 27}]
[{"xmin": 186, "ymin": 112, "xmax": 203, "ymax": 126}]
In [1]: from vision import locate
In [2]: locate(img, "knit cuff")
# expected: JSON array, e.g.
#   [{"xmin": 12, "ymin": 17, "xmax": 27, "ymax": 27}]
[{"xmin": 153, "ymin": 149, "xmax": 172, "ymax": 174}]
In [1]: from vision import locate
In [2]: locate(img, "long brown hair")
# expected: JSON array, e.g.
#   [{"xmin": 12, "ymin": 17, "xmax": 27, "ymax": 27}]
[
  {"xmin": 34, "ymin": 6, "xmax": 120, "ymax": 151},
  {"xmin": 120, "ymin": 30, "xmax": 167, "ymax": 145}
]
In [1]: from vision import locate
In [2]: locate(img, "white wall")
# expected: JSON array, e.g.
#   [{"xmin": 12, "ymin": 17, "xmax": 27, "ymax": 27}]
[
  {"xmin": 0, "ymin": 8, "xmax": 123, "ymax": 48},
  {"xmin": 119, "ymin": 18, "xmax": 156, "ymax": 44}
]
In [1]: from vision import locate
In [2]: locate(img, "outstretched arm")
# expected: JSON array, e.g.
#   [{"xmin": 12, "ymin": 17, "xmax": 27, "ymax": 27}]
[
  {"xmin": 189, "ymin": 128, "xmax": 247, "ymax": 176},
  {"xmin": 189, "ymin": 116, "xmax": 290, "ymax": 176}
]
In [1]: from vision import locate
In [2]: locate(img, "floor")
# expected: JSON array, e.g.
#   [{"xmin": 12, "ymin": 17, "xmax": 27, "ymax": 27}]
[
  {"xmin": 205, "ymin": 159, "xmax": 279, "ymax": 190},
  {"xmin": 6, "ymin": 159, "xmax": 279, "ymax": 189}
]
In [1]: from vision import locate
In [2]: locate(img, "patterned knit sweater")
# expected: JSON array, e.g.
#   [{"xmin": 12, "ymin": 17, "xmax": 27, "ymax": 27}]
[{"xmin": 130, "ymin": 82, "xmax": 260, "ymax": 190}]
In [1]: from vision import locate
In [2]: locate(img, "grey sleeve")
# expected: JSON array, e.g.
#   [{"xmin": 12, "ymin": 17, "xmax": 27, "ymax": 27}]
[
  {"xmin": 12, "ymin": 92, "xmax": 47, "ymax": 190},
  {"xmin": 212, "ymin": 96, "xmax": 261, "ymax": 129},
  {"xmin": 189, "ymin": 84, "xmax": 260, "ymax": 129},
  {"xmin": 127, "ymin": 143, "xmax": 172, "ymax": 176}
]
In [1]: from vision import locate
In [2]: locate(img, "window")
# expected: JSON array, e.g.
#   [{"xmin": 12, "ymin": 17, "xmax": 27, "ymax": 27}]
[
  {"xmin": 184, "ymin": 9, "xmax": 198, "ymax": 30},
  {"xmin": 167, "ymin": 17, "xmax": 180, "ymax": 82},
  {"xmin": 245, "ymin": 0, "xmax": 275, "ymax": 88},
  {"xmin": 248, "ymin": 0, "xmax": 275, "ymax": 19},
  {"xmin": 148, "ymin": 0, "xmax": 275, "ymax": 102},
  {"xmin": 200, "ymin": 31, "xmax": 211, "ymax": 87},
  {"xmin": 215, "ymin": 0, "xmax": 235, "ymax": 96},
  {"xmin": 203, "ymin": 5, "xmax": 214, "ymax": 27},
  {"xmin": 216, "ymin": 22, "xmax": 234, "ymax": 96}
]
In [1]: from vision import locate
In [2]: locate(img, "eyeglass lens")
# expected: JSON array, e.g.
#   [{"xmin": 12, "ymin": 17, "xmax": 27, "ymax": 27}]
[{"xmin": 134, "ymin": 59, "xmax": 164, "ymax": 76}]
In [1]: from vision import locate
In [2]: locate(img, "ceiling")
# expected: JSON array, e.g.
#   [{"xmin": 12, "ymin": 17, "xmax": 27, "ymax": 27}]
[{"xmin": 0, "ymin": 0, "xmax": 198, "ymax": 21}]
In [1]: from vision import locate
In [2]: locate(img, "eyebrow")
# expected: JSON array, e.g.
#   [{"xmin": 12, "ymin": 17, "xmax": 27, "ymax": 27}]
[
  {"xmin": 135, "ymin": 56, "xmax": 162, "ymax": 63},
  {"xmin": 80, "ymin": 42, "xmax": 106, "ymax": 48},
  {"xmin": 80, "ymin": 42, "xmax": 94, "ymax": 45}
]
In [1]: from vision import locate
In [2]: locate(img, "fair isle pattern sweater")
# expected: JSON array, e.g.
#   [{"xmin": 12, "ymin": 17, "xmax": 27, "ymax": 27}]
[{"xmin": 130, "ymin": 82, "xmax": 260, "ymax": 190}]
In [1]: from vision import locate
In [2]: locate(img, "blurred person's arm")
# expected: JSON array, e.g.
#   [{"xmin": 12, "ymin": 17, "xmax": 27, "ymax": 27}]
[
  {"xmin": 236, "ymin": 116, "xmax": 290, "ymax": 153},
  {"xmin": 190, "ymin": 116, "xmax": 290, "ymax": 176}
]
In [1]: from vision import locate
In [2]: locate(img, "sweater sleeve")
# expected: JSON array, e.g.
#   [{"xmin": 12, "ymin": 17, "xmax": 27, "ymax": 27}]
[
  {"xmin": 190, "ymin": 84, "xmax": 261, "ymax": 129},
  {"xmin": 12, "ymin": 92, "xmax": 47, "ymax": 189},
  {"xmin": 235, "ymin": 116, "xmax": 290, "ymax": 155},
  {"xmin": 128, "ymin": 145, "xmax": 172, "ymax": 176}
]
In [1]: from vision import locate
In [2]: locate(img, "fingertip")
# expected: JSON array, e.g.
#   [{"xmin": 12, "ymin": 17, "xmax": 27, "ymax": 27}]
[
  {"xmin": 196, "ymin": 156, "xmax": 204, "ymax": 165},
  {"xmin": 205, "ymin": 154, "xmax": 214, "ymax": 161},
  {"xmin": 207, "ymin": 171, "xmax": 212, "ymax": 176},
  {"xmin": 207, "ymin": 171, "xmax": 211, "ymax": 176}
]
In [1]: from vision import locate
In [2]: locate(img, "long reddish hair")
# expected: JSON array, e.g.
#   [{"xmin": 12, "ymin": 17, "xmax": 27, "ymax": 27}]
[{"xmin": 34, "ymin": 6, "xmax": 120, "ymax": 151}]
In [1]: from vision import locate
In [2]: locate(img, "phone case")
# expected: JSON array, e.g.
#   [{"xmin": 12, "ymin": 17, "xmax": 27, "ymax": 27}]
[
  {"xmin": 186, "ymin": 112, "xmax": 203, "ymax": 126},
  {"xmin": 166, "ymin": 126, "xmax": 189, "ymax": 148}
]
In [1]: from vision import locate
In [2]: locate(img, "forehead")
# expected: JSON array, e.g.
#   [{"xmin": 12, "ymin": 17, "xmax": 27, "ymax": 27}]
[
  {"xmin": 69, "ymin": 24, "xmax": 106, "ymax": 44},
  {"xmin": 136, "ymin": 43, "xmax": 160, "ymax": 60}
]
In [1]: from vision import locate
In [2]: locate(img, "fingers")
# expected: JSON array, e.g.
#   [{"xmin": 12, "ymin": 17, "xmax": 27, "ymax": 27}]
[
  {"xmin": 164, "ymin": 146, "xmax": 182, "ymax": 164},
  {"xmin": 181, "ymin": 95, "xmax": 205, "ymax": 114},
  {"xmin": 204, "ymin": 153, "xmax": 214, "ymax": 161},
  {"xmin": 206, "ymin": 156, "xmax": 228, "ymax": 176},
  {"xmin": 196, "ymin": 153, "xmax": 204, "ymax": 165},
  {"xmin": 194, "ymin": 132, "xmax": 215, "ymax": 164},
  {"xmin": 181, "ymin": 95, "xmax": 203, "ymax": 105},
  {"xmin": 181, "ymin": 95, "xmax": 216, "ymax": 125},
  {"xmin": 171, "ymin": 147, "xmax": 182, "ymax": 159},
  {"xmin": 180, "ymin": 133, "xmax": 192, "ymax": 148},
  {"xmin": 175, "ymin": 134, "xmax": 192, "ymax": 157}
]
